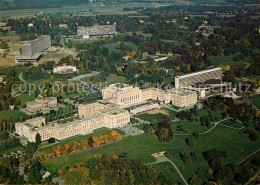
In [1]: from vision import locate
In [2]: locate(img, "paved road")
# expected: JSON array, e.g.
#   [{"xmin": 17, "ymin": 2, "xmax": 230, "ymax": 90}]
[
  {"xmin": 148, "ymin": 155, "xmax": 188, "ymax": 185},
  {"xmin": 174, "ymin": 118, "xmax": 237, "ymax": 136}
]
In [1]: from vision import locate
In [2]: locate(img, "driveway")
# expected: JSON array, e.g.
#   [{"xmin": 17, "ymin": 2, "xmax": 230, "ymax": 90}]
[{"xmin": 148, "ymin": 152, "xmax": 188, "ymax": 185}]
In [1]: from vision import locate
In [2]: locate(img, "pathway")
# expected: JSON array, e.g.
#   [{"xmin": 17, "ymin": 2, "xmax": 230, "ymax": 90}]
[
  {"xmin": 19, "ymin": 73, "xmax": 27, "ymax": 85},
  {"xmin": 68, "ymin": 71, "xmax": 99, "ymax": 82},
  {"xmin": 174, "ymin": 118, "xmax": 243, "ymax": 136},
  {"xmin": 148, "ymin": 152, "xmax": 188, "ymax": 185}
]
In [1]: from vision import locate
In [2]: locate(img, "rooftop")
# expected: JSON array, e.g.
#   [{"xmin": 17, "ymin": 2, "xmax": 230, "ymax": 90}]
[{"xmin": 176, "ymin": 67, "xmax": 222, "ymax": 79}]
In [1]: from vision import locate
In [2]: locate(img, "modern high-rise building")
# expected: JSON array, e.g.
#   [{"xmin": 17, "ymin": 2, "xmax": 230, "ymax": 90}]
[
  {"xmin": 175, "ymin": 67, "xmax": 222, "ymax": 88},
  {"xmin": 16, "ymin": 35, "xmax": 51, "ymax": 63}
]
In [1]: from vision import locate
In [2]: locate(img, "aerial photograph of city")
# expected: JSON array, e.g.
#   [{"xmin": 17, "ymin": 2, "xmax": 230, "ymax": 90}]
[{"xmin": 0, "ymin": 0, "xmax": 259, "ymax": 184}]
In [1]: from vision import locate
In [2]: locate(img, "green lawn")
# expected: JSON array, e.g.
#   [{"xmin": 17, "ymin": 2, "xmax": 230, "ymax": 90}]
[
  {"xmin": 38, "ymin": 128, "xmax": 124, "ymax": 154},
  {"xmin": 251, "ymin": 94, "xmax": 260, "ymax": 109},
  {"xmin": 137, "ymin": 113, "xmax": 165, "ymax": 123},
  {"xmin": 106, "ymin": 74, "xmax": 126, "ymax": 85},
  {"xmin": 42, "ymin": 121, "xmax": 259, "ymax": 182},
  {"xmin": 102, "ymin": 41, "xmax": 138, "ymax": 54},
  {"xmin": 0, "ymin": 110, "xmax": 29, "ymax": 122},
  {"xmin": 0, "ymin": 146, "xmax": 25, "ymax": 155},
  {"xmin": 0, "ymin": 65, "xmax": 26, "ymax": 74},
  {"xmin": 17, "ymin": 93, "xmax": 36, "ymax": 103},
  {"xmin": 136, "ymin": 109, "xmax": 176, "ymax": 123},
  {"xmin": 172, "ymin": 120, "xmax": 208, "ymax": 134},
  {"xmin": 209, "ymin": 54, "xmax": 252, "ymax": 67}
]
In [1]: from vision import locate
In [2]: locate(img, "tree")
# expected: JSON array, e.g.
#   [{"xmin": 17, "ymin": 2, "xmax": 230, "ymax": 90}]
[
  {"xmin": 189, "ymin": 174, "xmax": 203, "ymax": 185},
  {"xmin": 27, "ymin": 161, "xmax": 42, "ymax": 184},
  {"xmin": 63, "ymin": 166, "xmax": 90, "ymax": 185},
  {"xmin": 26, "ymin": 142, "xmax": 37, "ymax": 156},
  {"xmin": 48, "ymin": 137, "xmax": 55, "ymax": 143},
  {"xmin": 35, "ymin": 133, "xmax": 41, "ymax": 146},
  {"xmin": 185, "ymin": 136, "xmax": 195, "ymax": 147}
]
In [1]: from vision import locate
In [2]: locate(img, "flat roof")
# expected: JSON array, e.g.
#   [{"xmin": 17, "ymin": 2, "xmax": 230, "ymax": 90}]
[
  {"xmin": 21, "ymin": 35, "xmax": 50, "ymax": 45},
  {"xmin": 176, "ymin": 67, "xmax": 222, "ymax": 79}
]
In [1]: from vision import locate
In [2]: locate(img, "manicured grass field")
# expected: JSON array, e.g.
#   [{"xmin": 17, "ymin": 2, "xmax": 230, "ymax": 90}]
[
  {"xmin": 0, "ymin": 110, "xmax": 29, "ymax": 122},
  {"xmin": 42, "ymin": 121, "xmax": 259, "ymax": 182},
  {"xmin": 106, "ymin": 74, "xmax": 126, "ymax": 85},
  {"xmin": 172, "ymin": 120, "xmax": 208, "ymax": 134},
  {"xmin": 0, "ymin": 65, "xmax": 26, "ymax": 74},
  {"xmin": 136, "ymin": 108, "xmax": 176, "ymax": 123},
  {"xmin": 102, "ymin": 41, "xmax": 138, "ymax": 54},
  {"xmin": 209, "ymin": 54, "xmax": 252, "ymax": 67},
  {"xmin": 251, "ymin": 94, "xmax": 260, "ymax": 109},
  {"xmin": 0, "ymin": 146, "xmax": 25, "ymax": 155},
  {"xmin": 17, "ymin": 93, "xmax": 36, "ymax": 103}
]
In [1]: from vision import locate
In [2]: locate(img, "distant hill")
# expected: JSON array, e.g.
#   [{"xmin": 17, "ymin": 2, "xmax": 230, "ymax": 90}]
[{"xmin": 0, "ymin": 0, "xmax": 258, "ymax": 11}]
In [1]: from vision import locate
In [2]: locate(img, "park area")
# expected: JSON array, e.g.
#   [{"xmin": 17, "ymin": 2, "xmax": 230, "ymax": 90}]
[{"xmin": 40, "ymin": 111, "xmax": 259, "ymax": 182}]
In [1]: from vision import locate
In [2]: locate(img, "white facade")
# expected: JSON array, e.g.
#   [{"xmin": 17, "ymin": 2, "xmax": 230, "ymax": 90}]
[
  {"xmin": 16, "ymin": 103, "xmax": 130, "ymax": 142},
  {"xmin": 102, "ymin": 83, "xmax": 197, "ymax": 107},
  {"xmin": 53, "ymin": 64, "xmax": 79, "ymax": 74}
]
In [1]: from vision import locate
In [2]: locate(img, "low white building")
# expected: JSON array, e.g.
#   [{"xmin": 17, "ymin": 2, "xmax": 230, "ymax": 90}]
[
  {"xmin": 16, "ymin": 103, "xmax": 130, "ymax": 142},
  {"xmin": 53, "ymin": 64, "xmax": 79, "ymax": 74}
]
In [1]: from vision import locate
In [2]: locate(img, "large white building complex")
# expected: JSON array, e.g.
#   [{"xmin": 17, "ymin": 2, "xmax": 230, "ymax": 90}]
[
  {"xmin": 16, "ymin": 83, "xmax": 197, "ymax": 142},
  {"xmin": 16, "ymin": 35, "xmax": 51, "ymax": 63},
  {"xmin": 16, "ymin": 103, "xmax": 130, "ymax": 142},
  {"xmin": 102, "ymin": 83, "xmax": 197, "ymax": 107},
  {"xmin": 175, "ymin": 67, "xmax": 222, "ymax": 88},
  {"xmin": 53, "ymin": 64, "xmax": 79, "ymax": 74}
]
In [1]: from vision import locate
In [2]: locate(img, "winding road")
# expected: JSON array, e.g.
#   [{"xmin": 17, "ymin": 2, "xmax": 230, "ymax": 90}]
[
  {"xmin": 148, "ymin": 154, "xmax": 188, "ymax": 185},
  {"xmin": 19, "ymin": 73, "xmax": 27, "ymax": 85}
]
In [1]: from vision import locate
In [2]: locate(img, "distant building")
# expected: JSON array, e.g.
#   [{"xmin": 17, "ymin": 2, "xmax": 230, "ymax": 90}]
[
  {"xmin": 77, "ymin": 25, "xmax": 117, "ymax": 38},
  {"xmin": 53, "ymin": 64, "xmax": 79, "ymax": 74},
  {"xmin": 0, "ymin": 22, "xmax": 7, "ymax": 27},
  {"xmin": 26, "ymin": 95, "xmax": 57, "ymax": 113},
  {"xmin": 175, "ymin": 67, "xmax": 222, "ymax": 89},
  {"xmin": 16, "ymin": 35, "xmax": 51, "ymax": 63}
]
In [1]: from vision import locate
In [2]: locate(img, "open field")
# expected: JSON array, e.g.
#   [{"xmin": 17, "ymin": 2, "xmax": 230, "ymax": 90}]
[
  {"xmin": 106, "ymin": 74, "xmax": 126, "ymax": 85},
  {"xmin": 0, "ymin": 36, "xmax": 21, "ymax": 68},
  {"xmin": 0, "ymin": 110, "xmax": 29, "ymax": 122},
  {"xmin": 252, "ymin": 94, "xmax": 260, "ymax": 109},
  {"xmin": 0, "ymin": 56, "xmax": 16, "ymax": 68},
  {"xmin": 102, "ymin": 41, "xmax": 138, "ymax": 54},
  {"xmin": 209, "ymin": 54, "xmax": 252, "ymax": 67},
  {"xmin": 17, "ymin": 93, "xmax": 36, "ymax": 104},
  {"xmin": 82, "ymin": 73, "xmax": 126, "ymax": 85},
  {"xmin": 41, "ymin": 121, "xmax": 260, "ymax": 182},
  {"xmin": 0, "ymin": 64, "xmax": 26, "ymax": 74},
  {"xmin": 0, "ymin": 3, "xmax": 173, "ymax": 19}
]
